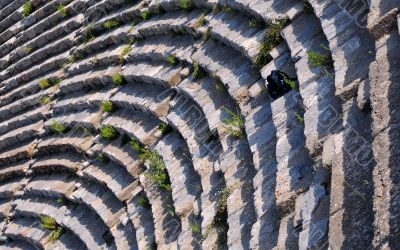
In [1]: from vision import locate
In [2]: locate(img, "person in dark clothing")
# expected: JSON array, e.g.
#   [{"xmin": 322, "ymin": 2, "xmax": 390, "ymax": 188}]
[{"xmin": 267, "ymin": 70, "xmax": 297, "ymax": 99}]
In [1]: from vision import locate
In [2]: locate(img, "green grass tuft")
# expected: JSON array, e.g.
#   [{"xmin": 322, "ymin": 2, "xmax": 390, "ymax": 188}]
[
  {"xmin": 57, "ymin": 4, "xmax": 68, "ymax": 16},
  {"xmin": 189, "ymin": 222, "xmax": 201, "ymax": 234},
  {"xmin": 101, "ymin": 100, "xmax": 116, "ymax": 113},
  {"xmin": 203, "ymin": 27, "xmax": 211, "ymax": 42},
  {"xmin": 41, "ymin": 216, "xmax": 65, "ymax": 242},
  {"xmin": 306, "ymin": 50, "xmax": 332, "ymax": 67},
  {"xmin": 294, "ymin": 112, "xmax": 304, "ymax": 125},
  {"xmin": 38, "ymin": 78, "xmax": 50, "ymax": 89},
  {"xmin": 193, "ymin": 61, "xmax": 205, "ymax": 80},
  {"xmin": 112, "ymin": 72, "xmax": 126, "ymax": 86},
  {"xmin": 100, "ymin": 125, "xmax": 119, "ymax": 140},
  {"xmin": 167, "ymin": 53, "xmax": 179, "ymax": 66},
  {"xmin": 140, "ymin": 10, "xmax": 152, "ymax": 20},
  {"xmin": 51, "ymin": 121, "xmax": 66, "ymax": 133},
  {"xmin": 131, "ymin": 139, "xmax": 171, "ymax": 190},
  {"xmin": 39, "ymin": 96, "xmax": 52, "ymax": 105},
  {"xmin": 136, "ymin": 195, "xmax": 151, "ymax": 208},
  {"xmin": 103, "ymin": 19, "xmax": 120, "ymax": 29},
  {"xmin": 222, "ymin": 107, "xmax": 245, "ymax": 138},
  {"xmin": 179, "ymin": 0, "xmax": 194, "ymax": 11},
  {"xmin": 159, "ymin": 122, "xmax": 172, "ymax": 135},
  {"xmin": 249, "ymin": 18, "xmax": 261, "ymax": 28},
  {"xmin": 120, "ymin": 44, "xmax": 132, "ymax": 60},
  {"xmin": 22, "ymin": 1, "xmax": 34, "ymax": 17},
  {"xmin": 254, "ymin": 18, "xmax": 289, "ymax": 68},
  {"xmin": 194, "ymin": 13, "xmax": 206, "ymax": 28}
]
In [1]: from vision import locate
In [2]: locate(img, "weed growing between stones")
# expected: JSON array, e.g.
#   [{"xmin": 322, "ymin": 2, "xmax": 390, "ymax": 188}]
[
  {"xmin": 39, "ymin": 96, "xmax": 52, "ymax": 105},
  {"xmin": 40, "ymin": 216, "xmax": 65, "ymax": 242},
  {"xmin": 159, "ymin": 122, "xmax": 172, "ymax": 135},
  {"xmin": 284, "ymin": 78, "xmax": 299, "ymax": 91},
  {"xmin": 136, "ymin": 195, "xmax": 151, "ymax": 208},
  {"xmin": 57, "ymin": 4, "xmax": 68, "ymax": 17},
  {"xmin": 38, "ymin": 78, "xmax": 50, "ymax": 89},
  {"xmin": 193, "ymin": 61, "xmax": 206, "ymax": 80},
  {"xmin": 101, "ymin": 100, "xmax": 117, "ymax": 113},
  {"xmin": 97, "ymin": 152, "xmax": 110, "ymax": 162},
  {"xmin": 306, "ymin": 50, "xmax": 332, "ymax": 67},
  {"xmin": 131, "ymin": 139, "xmax": 172, "ymax": 190},
  {"xmin": 51, "ymin": 121, "xmax": 67, "ymax": 133},
  {"xmin": 222, "ymin": 107, "xmax": 245, "ymax": 138},
  {"xmin": 167, "ymin": 53, "xmax": 179, "ymax": 66},
  {"xmin": 141, "ymin": 10, "xmax": 152, "ymax": 20},
  {"xmin": 255, "ymin": 18, "xmax": 289, "ymax": 68},
  {"xmin": 23, "ymin": 46, "xmax": 32, "ymax": 54},
  {"xmin": 112, "ymin": 73, "xmax": 126, "ymax": 86},
  {"xmin": 194, "ymin": 13, "xmax": 206, "ymax": 28},
  {"xmin": 103, "ymin": 19, "xmax": 120, "ymax": 29},
  {"xmin": 100, "ymin": 125, "xmax": 119, "ymax": 140},
  {"xmin": 22, "ymin": 1, "xmax": 34, "ymax": 17},
  {"xmin": 294, "ymin": 112, "xmax": 304, "ymax": 125},
  {"xmin": 189, "ymin": 222, "xmax": 201, "ymax": 234},
  {"xmin": 56, "ymin": 197, "xmax": 64, "ymax": 204},
  {"xmin": 84, "ymin": 25, "xmax": 97, "ymax": 43},
  {"xmin": 179, "ymin": 0, "xmax": 194, "ymax": 12},
  {"xmin": 120, "ymin": 45, "xmax": 132, "ymax": 61},
  {"xmin": 38, "ymin": 78, "xmax": 61, "ymax": 89},
  {"xmin": 203, "ymin": 27, "xmax": 211, "ymax": 42},
  {"xmin": 249, "ymin": 18, "xmax": 261, "ymax": 28}
]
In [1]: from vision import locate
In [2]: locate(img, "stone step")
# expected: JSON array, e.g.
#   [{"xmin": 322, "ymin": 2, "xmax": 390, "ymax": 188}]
[
  {"xmin": 154, "ymin": 132, "xmax": 201, "ymax": 215},
  {"xmin": 0, "ymin": 240, "xmax": 37, "ymax": 250},
  {"xmin": 0, "ymin": 120, "xmax": 43, "ymax": 152},
  {"xmin": 123, "ymin": 60, "xmax": 185, "ymax": 88},
  {"xmin": 0, "ymin": 105, "xmax": 49, "ymax": 136},
  {"xmin": 0, "ymin": 50, "xmax": 70, "ymax": 94},
  {"xmin": 0, "ymin": 0, "xmax": 26, "ymax": 33},
  {"xmin": 0, "ymin": 160, "xmax": 30, "ymax": 183},
  {"xmin": 282, "ymin": 13, "xmax": 342, "ymax": 154},
  {"xmin": 79, "ymin": 160, "xmax": 138, "ymax": 202},
  {"xmin": 0, "ymin": 198, "xmax": 13, "ymax": 219},
  {"xmin": 2, "ymin": 13, "xmax": 83, "ymax": 70},
  {"xmin": 0, "ymin": 0, "xmax": 72, "ymax": 51},
  {"xmin": 6, "ymin": 32, "xmax": 78, "ymax": 79},
  {"xmin": 177, "ymin": 76, "xmax": 237, "ymax": 150},
  {"xmin": 206, "ymin": 9, "xmax": 266, "ymax": 61},
  {"xmin": 192, "ymin": 39, "xmax": 260, "ymax": 107},
  {"xmin": 0, "ymin": 178, "xmax": 26, "ymax": 199},
  {"xmin": 36, "ymin": 132, "xmax": 94, "ymax": 155},
  {"xmin": 0, "ymin": 0, "xmax": 14, "ymax": 11},
  {"xmin": 368, "ymin": 30, "xmax": 400, "ymax": 249},
  {"xmin": 0, "ymin": 0, "xmax": 82, "ymax": 58},
  {"xmin": 125, "ymin": 34, "xmax": 198, "ymax": 64},
  {"xmin": 139, "ymin": 173, "xmax": 181, "ymax": 249},
  {"xmin": 44, "ymin": 108, "xmax": 102, "ymax": 132},
  {"xmin": 84, "ymin": 0, "xmax": 126, "ymax": 21},
  {"xmin": 103, "ymin": 109, "xmax": 163, "ymax": 146},
  {"xmin": 95, "ymin": 137, "xmax": 145, "ymax": 177},
  {"xmin": 111, "ymin": 82, "xmax": 173, "ymax": 119},
  {"xmin": 13, "ymin": 197, "xmax": 111, "ymax": 249},
  {"xmin": 84, "ymin": 0, "xmax": 143, "ymax": 36},
  {"xmin": 0, "ymin": 69, "xmax": 62, "ymax": 108},
  {"xmin": 307, "ymin": 0, "xmax": 374, "ymax": 95},
  {"xmin": 30, "ymin": 153, "xmax": 84, "ymax": 174},
  {"xmin": 166, "ymin": 94, "xmax": 220, "ymax": 160},
  {"xmin": 65, "ymin": 44, "xmax": 124, "ymax": 76},
  {"xmin": 53, "ymin": 88, "xmax": 115, "ymax": 114},
  {"xmin": 0, "ymin": 141, "xmax": 37, "ymax": 167},
  {"xmin": 271, "ymin": 91, "xmax": 312, "ymax": 209},
  {"xmin": 4, "ymin": 217, "xmax": 76, "ymax": 249},
  {"xmin": 24, "ymin": 174, "xmax": 138, "ymax": 249},
  {"xmin": 59, "ymin": 66, "xmax": 120, "ymax": 95},
  {"xmin": 74, "ymin": 23, "xmax": 132, "ymax": 56},
  {"xmin": 126, "ymin": 188, "xmax": 156, "ymax": 250}
]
